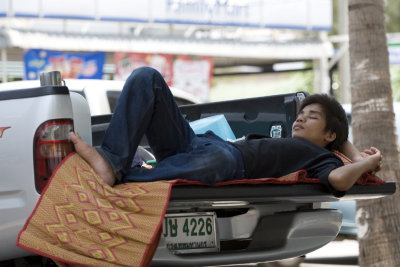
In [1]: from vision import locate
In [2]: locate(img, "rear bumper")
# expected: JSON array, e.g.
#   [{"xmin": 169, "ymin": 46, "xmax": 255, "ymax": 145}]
[{"xmin": 152, "ymin": 209, "xmax": 342, "ymax": 266}]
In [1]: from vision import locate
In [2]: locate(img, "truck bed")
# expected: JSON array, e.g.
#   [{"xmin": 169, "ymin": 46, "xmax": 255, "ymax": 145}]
[{"xmin": 92, "ymin": 91, "xmax": 396, "ymax": 203}]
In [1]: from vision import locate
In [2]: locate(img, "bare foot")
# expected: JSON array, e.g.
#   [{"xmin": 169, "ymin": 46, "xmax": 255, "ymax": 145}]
[{"xmin": 69, "ymin": 132, "xmax": 116, "ymax": 186}]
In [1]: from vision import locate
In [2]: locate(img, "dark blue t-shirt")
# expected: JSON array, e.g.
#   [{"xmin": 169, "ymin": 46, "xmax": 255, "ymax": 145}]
[{"xmin": 232, "ymin": 135, "xmax": 345, "ymax": 196}]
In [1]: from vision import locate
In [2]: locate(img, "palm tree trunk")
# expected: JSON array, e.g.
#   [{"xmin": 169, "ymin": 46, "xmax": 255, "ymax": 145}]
[{"xmin": 348, "ymin": 0, "xmax": 400, "ymax": 266}]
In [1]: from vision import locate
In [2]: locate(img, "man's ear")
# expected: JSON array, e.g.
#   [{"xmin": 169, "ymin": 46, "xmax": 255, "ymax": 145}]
[{"xmin": 325, "ymin": 131, "xmax": 336, "ymax": 143}]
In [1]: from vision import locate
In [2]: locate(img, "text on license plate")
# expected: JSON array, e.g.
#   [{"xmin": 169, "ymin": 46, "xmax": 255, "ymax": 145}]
[{"xmin": 162, "ymin": 212, "xmax": 219, "ymax": 254}]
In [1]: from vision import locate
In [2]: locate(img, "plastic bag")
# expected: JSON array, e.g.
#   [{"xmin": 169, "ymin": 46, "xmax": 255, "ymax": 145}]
[{"xmin": 189, "ymin": 114, "xmax": 236, "ymax": 141}]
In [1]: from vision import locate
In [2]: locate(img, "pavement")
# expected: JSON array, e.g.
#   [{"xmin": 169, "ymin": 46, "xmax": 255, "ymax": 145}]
[
  {"xmin": 302, "ymin": 264, "xmax": 358, "ymax": 267},
  {"xmin": 302, "ymin": 239, "xmax": 359, "ymax": 267}
]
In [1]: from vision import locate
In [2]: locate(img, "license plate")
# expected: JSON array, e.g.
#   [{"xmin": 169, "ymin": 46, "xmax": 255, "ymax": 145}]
[{"xmin": 162, "ymin": 212, "xmax": 219, "ymax": 254}]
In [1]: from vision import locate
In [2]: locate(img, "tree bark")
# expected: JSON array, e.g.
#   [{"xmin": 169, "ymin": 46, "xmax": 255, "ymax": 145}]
[{"xmin": 348, "ymin": 0, "xmax": 400, "ymax": 266}]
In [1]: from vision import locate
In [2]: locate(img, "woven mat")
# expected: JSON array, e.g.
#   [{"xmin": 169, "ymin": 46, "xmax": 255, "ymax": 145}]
[{"xmin": 17, "ymin": 153, "xmax": 174, "ymax": 267}]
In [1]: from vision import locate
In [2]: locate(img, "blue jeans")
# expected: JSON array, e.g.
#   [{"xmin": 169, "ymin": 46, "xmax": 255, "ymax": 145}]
[{"xmin": 99, "ymin": 67, "xmax": 245, "ymax": 184}]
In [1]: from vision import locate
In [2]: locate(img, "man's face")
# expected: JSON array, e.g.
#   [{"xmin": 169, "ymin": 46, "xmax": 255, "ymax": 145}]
[{"xmin": 292, "ymin": 103, "xmax": 336, "ymax": 147}]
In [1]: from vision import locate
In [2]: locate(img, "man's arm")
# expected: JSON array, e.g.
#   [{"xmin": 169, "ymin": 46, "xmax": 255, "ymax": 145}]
[
  {"xmin": 339, "ymin": 140, "xmax": 382, "ymax": 174},
  {"xmin": 339, "ymin": 140, "xmax": 364, "ymax": 162},
  {"xmin": 328, "ymin": 147, "xmax": 382, "ymax": 191}
]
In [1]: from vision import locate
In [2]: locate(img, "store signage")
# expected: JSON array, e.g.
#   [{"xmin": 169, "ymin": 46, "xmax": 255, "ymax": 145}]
[
  {"xmin": 5, "ymin": 0, "xmax": 332, "ymax": 31},
  {"xmin": 114, "ymin": 53, "xmax": 213, "ymax": 101},
  {"xmin": 23, "ymin": 49, "xmax": 105, "ymax": 80}
]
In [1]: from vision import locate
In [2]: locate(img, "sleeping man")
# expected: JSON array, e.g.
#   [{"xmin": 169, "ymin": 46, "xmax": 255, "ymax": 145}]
[{"xmin": 69, "ymin": 67, "xmax": 382, "ymax": 197}]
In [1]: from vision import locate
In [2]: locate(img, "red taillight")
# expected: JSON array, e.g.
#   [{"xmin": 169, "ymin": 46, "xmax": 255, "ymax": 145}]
[{"xmin": 34, "ymin": 119, "xmax": 75, "ymax": 193}]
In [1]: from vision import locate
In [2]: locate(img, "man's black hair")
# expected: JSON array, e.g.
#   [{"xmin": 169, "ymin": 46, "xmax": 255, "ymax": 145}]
[{"xmin": 299, "ymin": 94, "xmax": 348, "ymax": 151}]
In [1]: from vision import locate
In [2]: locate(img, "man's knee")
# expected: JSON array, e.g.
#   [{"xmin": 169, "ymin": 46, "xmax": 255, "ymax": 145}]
[
  {"xmin": 123, "ymin": 66, "xmax": 167, "ymax": 98},
  {"xmin": 131, "ymin": 66, "xmax": 162, "ymax": 80}
]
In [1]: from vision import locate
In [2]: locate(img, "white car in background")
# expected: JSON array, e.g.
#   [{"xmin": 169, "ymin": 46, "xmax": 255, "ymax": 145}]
[{"xmin": 0, "ymin": 79, "xmax": 203, "ymax": 116}]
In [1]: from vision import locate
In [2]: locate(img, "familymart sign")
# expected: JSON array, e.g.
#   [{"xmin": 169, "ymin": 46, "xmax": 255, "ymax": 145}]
[{"xmin": 0, "ymin": 0, "xmax": 332, "ymax": 31}]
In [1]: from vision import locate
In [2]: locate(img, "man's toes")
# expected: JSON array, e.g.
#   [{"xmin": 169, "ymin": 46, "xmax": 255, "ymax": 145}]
[{"xmin": 69, "ymin": 132, "xmax": 80, "ymax": 144}]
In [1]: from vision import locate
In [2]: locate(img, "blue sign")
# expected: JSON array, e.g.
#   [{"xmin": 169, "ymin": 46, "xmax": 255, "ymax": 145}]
[{"xmin": 24, "ymin": 49, "xmax": 105, "ymax": 80}]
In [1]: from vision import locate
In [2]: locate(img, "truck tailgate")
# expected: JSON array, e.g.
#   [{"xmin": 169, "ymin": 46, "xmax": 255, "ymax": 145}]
[{"xmin": 169, "ymin": 182, "xmax": 396, "ymax": 203}]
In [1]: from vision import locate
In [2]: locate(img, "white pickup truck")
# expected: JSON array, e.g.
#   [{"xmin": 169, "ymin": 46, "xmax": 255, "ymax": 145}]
[{"xmin": 0, "ymin": 78, "xmax": 396, "ymax": 266}]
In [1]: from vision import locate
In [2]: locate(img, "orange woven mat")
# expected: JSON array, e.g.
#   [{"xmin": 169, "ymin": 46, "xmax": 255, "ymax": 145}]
[{"xmin": 17, "ymin": 153, "xmax": 174, "ymax": 267}]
